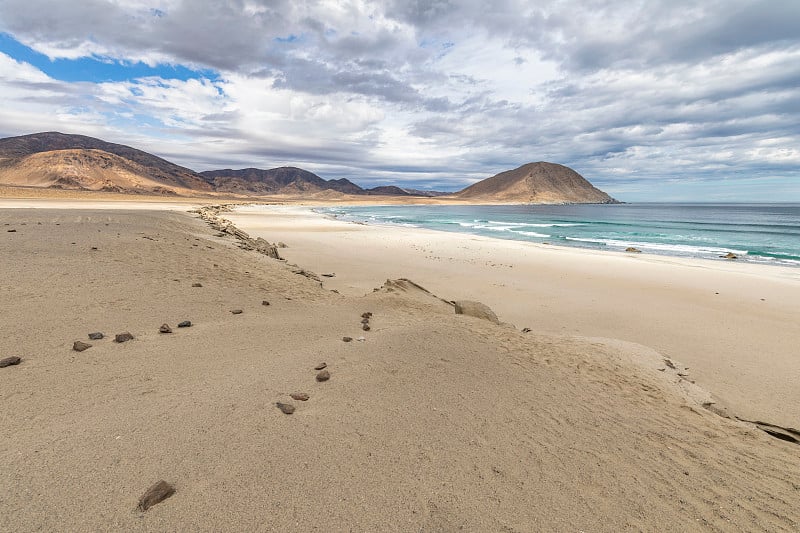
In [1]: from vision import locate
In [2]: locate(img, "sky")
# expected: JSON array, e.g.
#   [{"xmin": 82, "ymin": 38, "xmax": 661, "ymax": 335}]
[{"xmin": 0, "ymin": 0, "xmax": 799, "ymax": 201}]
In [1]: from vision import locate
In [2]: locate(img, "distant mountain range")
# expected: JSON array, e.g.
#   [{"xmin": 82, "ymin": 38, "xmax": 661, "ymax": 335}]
[{"xmin": 0, "ymin": 132, "xmax": 617, "ymax": 203}]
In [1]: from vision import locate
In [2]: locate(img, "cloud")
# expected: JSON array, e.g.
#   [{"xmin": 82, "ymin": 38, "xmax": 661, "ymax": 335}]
[{"xmin": 0, "ymin": 1, "xmax": 798, "ymax": 199}]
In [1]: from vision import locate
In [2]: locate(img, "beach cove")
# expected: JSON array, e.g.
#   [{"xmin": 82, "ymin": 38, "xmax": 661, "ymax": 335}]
[{"xmin": 1, "ymin": 199, "xmax": 799, "ymax": 531}]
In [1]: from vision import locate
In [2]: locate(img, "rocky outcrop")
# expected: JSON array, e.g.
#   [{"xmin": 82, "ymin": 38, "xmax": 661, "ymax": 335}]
[
  {"xmin": 454, "ymin": 300, "xmax": 500, "ymax": 324},
  {"xmin": 192, "ymin": 205, "xmax": 282, "ymax": 260}
]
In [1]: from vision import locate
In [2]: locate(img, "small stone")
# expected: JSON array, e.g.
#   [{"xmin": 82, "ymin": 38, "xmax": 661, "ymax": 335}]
[
  {"xmin": 177, "ymin": 321, "xmax": 192, "ymax": 328},
  {"xmin": 262, "ymin": 300, "xmax": 270, "ymax": 306},
  {"xmin": 73, "ymin": 340, "xmax": 92, "ymax": 352},
  {"xmin": 159, "ymin": 324, "xmax": 172, "ymax": 334},
  {"xmin": 342, "ymin": 336, "xmax": 353, "ymax": 342},
  {"xmin": 321, "ymin": 273, "xmax": 335, "ymax": 278},
  {"xmin": 114, "ymin": 332, "xmax": 134, "ymax": 343},
  {"xmin": 362, "ymin": 323, "xmax": 370, "ymax": 331},
  {"xmin": 191, "ymin": 283, "xmax": 203, "ymax": 287},
  {"xmin": 522, "ymin": 327, "xmax": 532, "ymax": 333},
  {"xmin": 138, "ymin": 480, "xmax": 176, "ymax": 511},
  {"xmin": 721, "ymin": 252, "xmax": 738, "ymax": 259},
  {"xmin": 88, "ymin": 332, "xmax": 104, "ymax": 340},
  {"xmin": 290, "ymin": 392, "xmax": 309, "ymax": 401},
  {"xmin": 7, "ymin": 229, "xmax": 16, "ymax": 232},
  {"xmin": 90, "ymin": 247, "xmax": 98, "ymax": 251},
  {"xmin": 361, "ymin": 318, "xmax": 370, "ymax": 324},
  {"xmin": 314, "ymin": 362, "xmax": 327, "ymax": 370},
  {"xmin": 316, "ymin": 370, "xmax": 331, "ymax": 382},
  {"xmin": 356, "ymin": 336, "xmax": 365, "ymax": 342},
  {"xmin": 276, "ymin": 402, "xmax": 295, "ymax": 414},
  {"xmin": 625, "ymin": 247, "xmax": 641, "ymax": 253},
  {"xmin": 361, "ymin": 312, "xmax": 373, "ymax": 319},
  {"xmin": 231, "ymin": 309, "xmax": 243, "ymax": 315},
  {"xmin": 0, "ymin": 356, "xmax": 21, "ymax": 368}
]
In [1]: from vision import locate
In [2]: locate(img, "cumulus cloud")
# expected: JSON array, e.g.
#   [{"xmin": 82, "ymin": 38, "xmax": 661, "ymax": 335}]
[{"xmin": 0, "ymin": 0, "xmax": 798, "ymax": 198}]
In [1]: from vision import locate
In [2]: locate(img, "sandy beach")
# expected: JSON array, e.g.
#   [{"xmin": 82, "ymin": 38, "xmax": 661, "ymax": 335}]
[
  {"xmin": 227, "ymin": 205, "xmax": 800, "ymax": 429},
  {"xmin": 2, "ymin": 200, "xmax": 800, "ymax": 531}
]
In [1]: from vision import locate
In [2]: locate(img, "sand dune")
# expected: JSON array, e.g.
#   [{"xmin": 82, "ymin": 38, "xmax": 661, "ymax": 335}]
[{"xmin": 1, "ymin": 203, "xmax": 799, "ymax": 531}]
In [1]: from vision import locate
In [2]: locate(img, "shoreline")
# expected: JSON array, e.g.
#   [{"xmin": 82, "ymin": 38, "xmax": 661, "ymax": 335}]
[
  {"xmin": 225, "ymin": 203, "xmax": 800, "ymax": 428},
  {"xmin": 314, "ymin": 203, "xmax": 800, "ymax": 270},
  {"xmin": 2, "ymin": 200, "xmax": 800, "ymax": 530}
]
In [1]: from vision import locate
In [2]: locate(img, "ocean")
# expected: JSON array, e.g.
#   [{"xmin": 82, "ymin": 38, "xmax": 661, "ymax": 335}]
[{"xmin": 318, "ymin": 203, "xmax": 800, "ymax": 267}]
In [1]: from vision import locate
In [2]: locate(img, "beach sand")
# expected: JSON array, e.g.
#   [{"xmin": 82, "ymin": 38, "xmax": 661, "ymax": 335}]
[
  {"xmin": 2, "ymin": 201, "xmax": 799, "ymax": 531},
  {"xmin": 227, "ymin": 205, "xmax": 800, "ymax": 429}
]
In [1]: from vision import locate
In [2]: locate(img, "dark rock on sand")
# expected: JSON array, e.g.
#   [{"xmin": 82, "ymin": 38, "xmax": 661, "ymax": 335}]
[
  {"xmin": 138, "ymin": 480, "xmax": 176, "ymax": 511},
  {"xmin": 314, "ymin": 362, "xmax": 327, "ymax": 370},
  {"xmin": 342, "ymin": 336, "xmax": 353, "ymax": 342},
  {"xmin": 7, "ymin": 229, "xmax": 16, "ymax": 232},
  {"xmin": 0, "ymin": 356, "xmax": 22, "ymax": 367},
  {"xmin": 290, "ymin": 392, "xmax": 310, "ymax": 401},
  {"xmin": 625, "ymin": 247, "xmax": 642, "ymax": 253},
  {"xmin": 276, "ymin": 402, "xmax": 295, "ymax": 414},
  {"xmin": 231, "ymin": 309, "xmax": 243, "ymax": 315},
  {"xmin": 722, "ymin": 252, "xmax": 738, "ymax": 259},
  {"xmin": 88, "ymin": 332, "xmax": 104, "ymax": 340},
  {"xmin": 361, "ymin": 318, "xmax": 370, "ymax": 324},
  {"xmin": 178, "ymin": 321, "xmax": 192, "ymax": 328},
  {"xmin": 361, "ymin": 312, "xmax": 373, "ymax": 319},
  {"xmin": 159, "ymin": 324, "xmax": 172, "ymax": 334},
  {"xmin": 454, "ymin": 300, "xmax": 500, "ymax": 324},
  {"xmin": 362, "ymin": 323, "xmax": 371, "ymax": 331},
  {"xmin": 191, "ymin": 283, "xmax": 203, "ymax": 287},
  {"xmin": 262, "ymin": 300, "xmax": 270, "ymax": 306},
  {"xmin": 114, "ymin": 332, "xmax": 134, "ymax": 343},
  {"xmin": 316, "ymin": 370, "xmax": 331, "ymax": 382},
  {"xmin": 321, "ymin": 273, "xmax": 335, "ymax": 278},
  {"xmin": 73, "ymin": 341, "xmax": 92, "ymax": 352},
  {"xmin": 522, "ymin": 328, "xmax": 532, "ymax": 333}
]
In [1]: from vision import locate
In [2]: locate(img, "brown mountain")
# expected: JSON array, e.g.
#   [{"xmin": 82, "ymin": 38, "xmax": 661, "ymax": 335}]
[
  {"xmin": 0, "ymin": 132, "xmax": 212, "ymax": 193},
  {"xmin": 365, "ymin": 185, "xmax": 411, "ymax": 196},
  {"xmin": 0, "ymin": 133, "xmax": 617, "ymax": 202},
  {"xmin": 199, "ymin": 167, "xmax": 364, "ymax": 195},
  {"xmin": 200, "ymin": 168, "xmax": 422, "ymax": 197},
  {"xmin": 455, "ymin": 162, "xmax": 616, "ymax": 204}
]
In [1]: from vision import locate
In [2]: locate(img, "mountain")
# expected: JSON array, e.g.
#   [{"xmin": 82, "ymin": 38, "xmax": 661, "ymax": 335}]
[
  {"xmin": 199, "ymin": 167, "xmax": 364, "ymax": 195},
  {"xmin": 365, "ymin": 185, "xmax": 411, "ymax": 196},
  {"xmin": 0, "ymin": 133, "xmax": 618, "ymax": 203},
  {"xmin": 201, "ymin": 168, "xmax": 426, "ymax": 197},
  {"xmin": 455, "ymin": 162, "xmax": 616, "ymax": 204},
  {"xmin": 401, "ymin": 188, "xmax": 449, "ymax": 197},
  {"xmin": 0, "ymin": 132, "xmax": 212, "ymax": 193}
]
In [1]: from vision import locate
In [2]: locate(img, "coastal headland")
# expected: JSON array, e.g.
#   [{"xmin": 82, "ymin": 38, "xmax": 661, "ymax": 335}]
[{"xmin": 1, "ymin": 197, "xmax": 799, "ymax": 531}]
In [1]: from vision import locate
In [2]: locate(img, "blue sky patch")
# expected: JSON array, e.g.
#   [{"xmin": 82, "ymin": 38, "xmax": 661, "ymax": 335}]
[{"xmin": 0, "ymin": 32, "xmax": 217, "ymax": 83}]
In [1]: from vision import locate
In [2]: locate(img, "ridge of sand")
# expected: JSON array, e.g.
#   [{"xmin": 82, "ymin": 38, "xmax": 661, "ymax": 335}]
[{"xmin": 1, "ymin": 203, "xmax": 799, "ymax": 531}]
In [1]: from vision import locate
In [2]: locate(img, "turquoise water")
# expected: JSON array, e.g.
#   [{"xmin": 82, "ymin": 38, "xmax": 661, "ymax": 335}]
[{"xmin": 319, "ymin": 203, "xmax": 800, "ymax": 267}]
